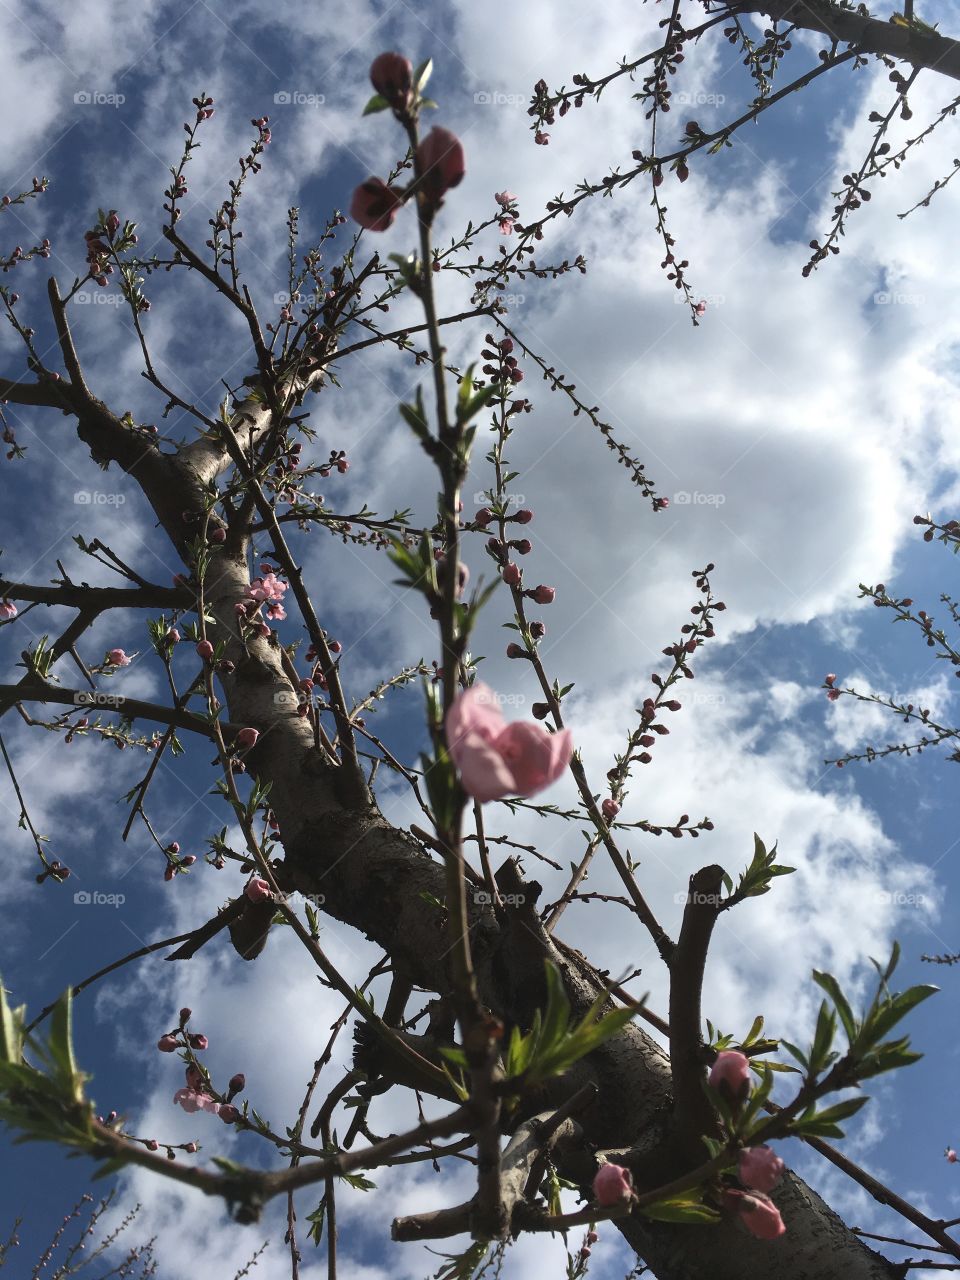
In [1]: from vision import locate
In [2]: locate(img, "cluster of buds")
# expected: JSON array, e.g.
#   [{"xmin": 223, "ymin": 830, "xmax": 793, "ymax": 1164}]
[
  {"xmin": 351, "ymin": 54, "xmax": 465, "ymax": 231},
  {"xmin": 160, "ymin": 1014, "xmax": 246, "ymax": 1127},
  {"xmin": 708, "ymin": 1051, "xmax": 787, "ymax": 1239},
  {"xmin": 162, "ymin": 840, "xmax": 196, "ymax": 882},
  {"xmin": 481, "ymin": 335, "xmax": 524, "ymax": 385},
  {"xmin": 36, "ymin": 858, "xmax": 71, "ymax": 885},
  {"xmin": 317, "ymin": 448, "xmax": 349, "ymax": 478},
  {"xmin": 494, "ymin": 190, "xmax": 518, "ymax": 235}
]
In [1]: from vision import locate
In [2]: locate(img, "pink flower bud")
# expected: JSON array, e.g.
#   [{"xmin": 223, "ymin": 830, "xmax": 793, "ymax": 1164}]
[
  {"xmin": 947, "ymin": 1148, "xmax": 958, "ymax": 1163},
  {"xmin": 245, "ymin": 876, "xmax": 272, "ymax": 903},
  {"xmin": 181, "ymin": 855, "xmax": 197, "ymax": 867},
  {"xmin": 738, "ymin": 1146, "xmax": 785, "ymax": 1192},
  {"xmin": 209, "ymin": 527, "xmax": 226, "ymax": 544},
  {"xmin": 219, "ymin": 1104, "xmax": 240, "ymax": 1123},
  {"xmin": 369, "ymin": 52, "xmax": 413, "ymax": 108},
  {"xmin": 709, "ymin": 1050, "xmax": 751, "ymax": 1102},
  {"xmin": 593, "ymin": 1162, "xmax": 633, "ymax": 1206},
  {"xmin": 164, "ymin": 628, "xmax": 181, "ymax": 645},
  {"xmin": 185, "ymin": 1141, "xmax": 198, "ymax": 1154},
  {"xmin": 180, "ymin": 1007, "xmax": 192, "ymax": 1022},
  {"xmin": 0, "ymin": 601, "xmax": 18, "ymax": 620},
  {"xmin": 531, "ymin": 585, "xmax": 555, "ymax": 605},
  {"xmin": 502, "ymin": 562, "xmax": 521, "ymax": 587},
  {"xmin": 107, "ymin": 648, "xmax": 130, "ymax": 666},
  {"xmin": 474, "ymin": 507, "xmax": 493, "ymax": 527},
  {"xmin": 196, "ymin": 640, "xmax": 214, "ymax": 659},
  {"xmin": 228, "ymin": 1072, "xmax": 246, "ymax": 1094},
  {"xmin": 146, "ymin": 1138, "xmax": 159, "ymax": 1151},
  {"xmin": 157, "ymin": 1034, "xmax": 179, "ymax": 1052},
  {"xmin": 824, "ymin": 673, "xmax": 836, "ymax": 686},
  {"xmin": 236, "ymin": 727, "xmax": 259, "ymax": 749},
  {"xmin": 514, "ymin": 509, "xmax": 533, "ymax": 523},
  {"xmin": 416, "ymin": 127, "xmax": 466, "ymax": 207},
  {"xmin": 185, "ymin": 1064, "xmax": 203, "ymax": 1090},
  {"xmin": 350, "ymin": 178, "xmax": 405, "ymax": 232},
  {"xmin": 722, "ymin": 1189, "xmax": 785, "ymax": 1239},
  {"xmin": 188, "ymin": 1033, "xmax": 208, "ymax": 1050},
  {"xmin": 602, "ymin": 798, "xmax": 620, "ymax": 821}
]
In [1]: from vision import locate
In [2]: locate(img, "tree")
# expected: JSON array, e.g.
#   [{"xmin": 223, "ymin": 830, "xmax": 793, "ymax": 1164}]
[{"xmin": 0, "ymin": 5, "xmax": 958, "ymax": 1277}]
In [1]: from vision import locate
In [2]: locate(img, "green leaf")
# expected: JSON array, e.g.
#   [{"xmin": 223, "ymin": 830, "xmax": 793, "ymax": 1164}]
[
  {"xmin": 791, "ymin": 1095, "xmax": 868, "ymax": 1139},
  {"xmin": 48, "ymin": 988, "xmax": 82, "ymax": 1102},
  {"xmin": 640, "ymin": 1190, "xmax": 721, "ymax": 1224},
  {"xmin": 415, "ymin": 58, "xmax": 433, "ymax": 92},
  {"xmin": 811, "ymin": 970, "xmax": 857, "ymax": 1045},
  {"xmin": 362, "ymin": 93, "xmax": 390, "ymax": 116}
]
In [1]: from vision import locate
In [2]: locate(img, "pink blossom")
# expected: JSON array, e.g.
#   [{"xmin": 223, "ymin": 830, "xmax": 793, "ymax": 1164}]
[
  {"xmin": 350, "ymin": 178, "xmax": 405, "ymax": 232},
  {"xmin": 173, "ymin": 1087, "xmax": 221, "ymax": 1116},
  {"xmin": 947, "ymin": 1148, "xmax": 958, "ymax": 1163},
  {"xmin": 722, "ymin": 1188, "xmax": 786, "ymax": 1239},
  {"xmin": 266, "ymin": 602, "xmax": 287, "ymax": 621},
  {"xmin": 445, "ymin": 682, "xmax": 573, "ymax": 803},
  {"xmin": 695, "ymin": 299, "xmax": 707, "ymax": 316},
  {"xmin": 738, "ymin": 1146, "xmax": 785, "ymax": 1192},
  {"xmin": 709, "ymin": 1050, "xmax": 751, "ymax": 1101},
  {"xmin": 495, "ymin": 190, "xmax": 516, "ymax": 207},
  {"xmin": 498, "ymin": 216, "xmax": 515, "ymax": 235},
  {"xmin": 0, "ymin": 601, "xmax": 16, "ymax": 620},
  {"xmin": 107, "ymin": 648, "xmax": 131, "ymax": 666},
  {"xmin": 602, "ymin": 798, "xmax": 620, "ymax": 821},
  {"xmin": 416, "ymin": 127, "xmax": 466, "ymax": 207},
  {"xmin": 592, "ymin": 1162, "xmax": 633, "ymax": 1206},
  {"xmin": 827, "ymin": 688, "xmax": 841, "ymax": 702},
  {"xmin": 245, "ymin": 876, "xmax": 272, "ymax": 903}
]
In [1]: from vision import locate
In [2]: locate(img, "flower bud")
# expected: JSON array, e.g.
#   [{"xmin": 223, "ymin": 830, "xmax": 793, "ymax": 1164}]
[{"xmin": 593, "ymin": 1162, "xmax": 633, "ymax": 1206}]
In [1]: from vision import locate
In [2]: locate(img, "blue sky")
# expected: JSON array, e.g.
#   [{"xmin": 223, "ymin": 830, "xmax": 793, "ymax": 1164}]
[{"xmin": 2, "ymin": 1, "xmax": 960, "ymax": 1275}]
